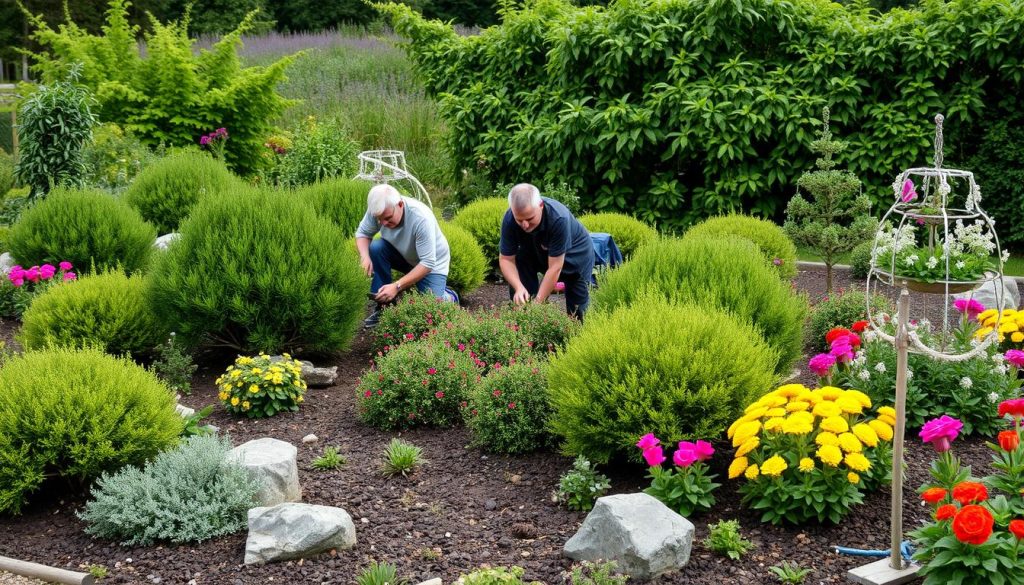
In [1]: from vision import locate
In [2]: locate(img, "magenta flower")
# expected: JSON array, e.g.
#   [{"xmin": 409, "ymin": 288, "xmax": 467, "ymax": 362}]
[
  {"xmin": 673, "ymin": 443, "xmax": 698, "ymax": 468},
  {"xmin": 636, "ymin": 433, "xmax": 660, "ymax": 451},
  {"xmin": 919, "ymin": 415, "xmax": 963, "ymax": 453},
  {"xmin": 1006, "ymin": 350, "xmax": 1024, "ymax": 369},
  {"xmin": 11, "ymin": 277, "xmax": 23, "ymax": 287},
  {"xmin": 58, "ymin": 261, "xmax": 72, "ymax": 271},
  {"xmin": 7, "ymin": 266, "xmax": 23, "ymax": 283},
  {"xmin": 200, "ymin": 135, "xmax": 211, "ymax": 146},
  {"xmin": 901, "ymin": 179, "xmax": 918, "ymax": 203},
  {"xmin": 427, "ymin": 367, "xmax": 437, "ymax": 375},
  {"xmin": 953, "ymin": 298, "xmax": 985, "ymax": 318},
  {"xmin": 694, "ymin": 440, "xmax": 715, "ymax": 461},
  {"xmin": 830, "ymin": 340, "xmax": 854, "ymax": 363},
  {"xmin": 39, "ymin": 264, "xmax": 56, "ymax": 280},
  {"xmin": 808, "ymin": 353, "xmax": 837, "ymax": 377},
  {"xmin": 63, "ymin": 272, "xmax": 77, "ymax": 281},
  {"xmin": 24, "ymin": 267, "xmax": 40, "ymax": 282},
  {"xmin": 642, "ymin": 446, "xmax": 666, "ymax": 467}
]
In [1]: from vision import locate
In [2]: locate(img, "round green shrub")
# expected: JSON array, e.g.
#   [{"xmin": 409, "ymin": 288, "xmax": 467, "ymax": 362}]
[
  {"xmin": 547, "ymin": 296, "xmax": 779, "ymax": 464},
  {"xmin": 435, "ymin": 311, "xmax": 532, "ymax": 370},
  {"xmin": 451, "ymin": 197, "xmax": 507, "ymax": 276},
  {"xmin": 149, "ymin": 186, "xmax": 368, "ymax": 353},
  {"xmin": 0, "ymin": 346, "xmax": 183, "ymax": 514},
  {"xmin": 498, "ymin": 301, "xmax": 580, "ymax": 354},
  {"xmin": 592, "ymin": 236, "xmax": 807, "ymax": 375},
  {"xmin": 684, "ymin": 213, "xmax": 798, "ymax": 279},
  {"xmin": 807, "ymin": 289, "xmax": 892, "ymax": 351},
  {"xmin": 19, "ymin": 270, "xmax": 166, "ymax": 356},
  {"xmin": 79, "ymin": 434, "xmax": 259, "ymax": 545},
  {"xmin": 464, "ymin": 361, "xmax": 553, "ymax": 454},
  {"xmin": 0, "ymin": 149, "xmax": 14, "ymax": 196},
  {"xmin": 8, "ymin": 187, "xmax": 155, "ymax": 274},
  {"xmin": 124, "ymin": 150, "xmax": 240, "ymax": 234},
  {"xmin": 440, "ymin": 220, "xmax": 486, "ymax": 296},
  {"xmin": 849, "ymin": 240, "xmax": 873, "ymax": 279},
  {"xmin": 294, "ymin": 177, "xmax": 372, "ymax": 237},
  {"xmin": 373, "ymin": 291, "xmax": 469, "ymax": 353},
  {"xmin": 579, "ymin": 213, "xmax": 658, "ymax": 259},
  {"xmin": 357, "ymin": 340, "xmax": 479, "ymax": 429}
]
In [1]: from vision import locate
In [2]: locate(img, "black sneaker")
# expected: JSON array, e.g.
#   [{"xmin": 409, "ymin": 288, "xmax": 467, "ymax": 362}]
[{"xmin": 363, "ymin": 308, "xmax": 382, "ymax": 329}]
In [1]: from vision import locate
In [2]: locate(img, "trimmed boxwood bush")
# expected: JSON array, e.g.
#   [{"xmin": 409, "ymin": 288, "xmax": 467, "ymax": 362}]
[
  {"xmin": 683, "ymin": 214, "xmax": 798, "ymax": 279},
  {"xmin": 440, "ymin": 220, "xmax": 486, "ymax": 296},
  {"xmin": 498, "ymin": 301, "xmax": 579, "ymax": 354},
  {"xmin": 593, "ymin": 235, "xmax": 806, "ymax": 375},
  {"xmin": 80, "ymin": 435, "xmax": 259, "ymax": 545},
  {"xmin": 19, "ymin": 270, "xmax": 166, "ymax": 356},
  {"xmin": 0, "ymin": 347, "xmax": 183, "ymax": 515},
  {"xmin": 849, "ymin": 240, "xmax": 873, "ymax": 279},
  {"xmin": 357, "ymin": 340, "xmax": 479, "ymax": 429},
  {"xmin": 294, "ymin": 177, "xmax": 373, "ymax": 237},
  {"xmin": 579, "ymin": 213, "xmax": 658, "ymax": 259},
  {"xmin": 452, "ymin": 197, "xmax": 507, "ymax": 276},
  {"xmin": 7, "ymin": 187, "xmax": 155, "ymax": 274},
  {"xmin": 149, "ymin": 186, "xmax": 368, "ymax": 353},
  {"xmin": 547, "ymin": 296, "xmax": 779, "ymax": 464},
  {"xmin": 124, "ymin": 150, "xmax": 240, "ymax": 234},
  {"xmin": 464, "ymin": 361, "xmax": 552, "ymax": 454}
]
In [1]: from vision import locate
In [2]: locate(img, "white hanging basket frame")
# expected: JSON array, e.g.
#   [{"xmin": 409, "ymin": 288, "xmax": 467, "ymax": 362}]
[{"xmin": 353, "ymin": 149, "xmax": 433, "ymax": 209}]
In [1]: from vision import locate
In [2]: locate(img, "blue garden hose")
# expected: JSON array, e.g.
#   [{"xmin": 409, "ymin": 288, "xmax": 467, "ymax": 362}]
[{"xmin": 834, "ymin": 541, "xmax": 914, "ymax": 561}]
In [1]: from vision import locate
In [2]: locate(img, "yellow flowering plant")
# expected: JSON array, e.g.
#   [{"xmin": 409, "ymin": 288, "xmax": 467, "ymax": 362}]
[
  {"xmin": 216, "ymin": 353, "xmax": 306, "ymax": 418},
  {"xmin": 727, "ymin": 384, "xmax": 893, "ymax": 524},
  {"xmin": 975, "ymin": 308, "xmax": 1024, "ymax": 351}
]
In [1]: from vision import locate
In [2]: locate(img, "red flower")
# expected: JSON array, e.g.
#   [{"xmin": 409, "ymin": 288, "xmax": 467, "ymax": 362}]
[
  {"xmin": 999, "ymin": 430, "xmax": 1020, "ymax": 452},
  {"xmin": 825, "ymin": 327, "xmax": 852, "ymax": 345},
  {"xmin": 921, "ymin": 487, "xmax": 947, "ymax": 504},
  {"xmin": 492, "ymin": 390, "xmax": 502, "ymax": 397},
  {"xmin": 935, "ymin": 504, "xmax": 957, "ymax": 521},
  {"xmin": 435, "ymin": 391, "xmax": 444, "ymax": 399},
  {"xmin": 508, "ymin": 402, "xmax": 516, "ymax": 409},
  {"xmin": 1010, "ymin": 519, "xmax": 1024, "ymax": 539},
  {"xmin": 851, "ymin": 320, "xmax": 869, "ymax": 333},
  {"xmin": 951, "ymin": 482, "xmax": 988, "ymax": 505},
  {"xmin": 405, "ymin": 333, "xmax": 415, "ymax": 340},
  {"xmin": 427, "ymin": 368, "xmax": 437, "ymax": 375},
  {"xmin": 998, "ymin": 399, "xmax": 1024, "ymax": 418},
  {"xmin": 952, "ymin": 505, "xmax": 994, "ymax": 545},
  {"xmin": 363, "ymin": 390, "xmax": 372, "ymax": 398}
]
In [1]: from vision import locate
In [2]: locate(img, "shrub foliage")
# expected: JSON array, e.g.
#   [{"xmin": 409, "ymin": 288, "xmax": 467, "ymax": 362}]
[
  {"xmin": 451, "ymin": 197, "xmax": 507, "ymax": 276},
  {"xmin": 440, "ymin": 220, "xmax": 486, "ymax": 296},
  {"xmin": 578, "ymin": 212, "xmax": 658, "ymax": 260},
  {"xmin": 464, "ymin": 361, "xmax": 552, "ymax": 454},
  {"xmin": 684, "ymin": 213, "xmax": 798, "ymax": 279},
  {"xmin": 294, "ymin": 177, "xmax": 373, "ymax": 238}
]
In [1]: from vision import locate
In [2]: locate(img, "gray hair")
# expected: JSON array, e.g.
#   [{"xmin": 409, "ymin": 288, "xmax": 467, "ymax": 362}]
[
  {"xmin": 508, "ymin": 183, "xmax": 541, "ymax": 211},
  {"xmin": 367, "ymin": 184, "xmax": 401, "ymax": 217}
]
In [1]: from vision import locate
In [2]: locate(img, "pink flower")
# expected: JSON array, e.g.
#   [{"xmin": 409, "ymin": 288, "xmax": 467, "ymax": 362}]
[
  {"xmin": 773, "ymin": 257, "xmax": 783, "ymax": 266},
  {"xmin": 435, "ymin": 391, "xmax": 444, "ymax": 399},
  {"xmin": 636, "ymin": 433, "xmax": 660, "ymax": 451},
  {"xmin": 11, "ymin": 277, "xmax": 23, "ymax": 287},
  {"xmin": 427, "ymin": 367, "xmax": 437, "ymax": 375},
  {"xmin": 901, "ymin": 179, "xmax": 917, "ymax": 203},
  {"xmin": 920, "ymin": 415, "xmax": 963, "ymax": 452},
  {"xmin": 642, "ymin": 446, "xmax": 666, "ymax": 467},
  {"xmin": 508, "ymin": 402, "xmax": 516, "ymax": 409},
  {"xmin": 694, "ymin": 440, "xmax": 715, "ymax": 461},
  {"xmin": 200, "ymin": 135, "xmax": 211, "ymax": 146},
  {"xmin": 1005, "ymin": 350, "xmax": 1024, "ymax": 369},
  {"xmin": 953, "ymin": 298, "xmax": 985, "ymax": 318},
  {"xmin": 63, "ymin": 272, "xmax": 77, "ymax": 281},
  {"xmin": 673, "ymin": 442, "xmax": 698, "ymax": 467},
  {"xmin": 555, "ymin": 282, "xmax": 565, "ymax": 292},
  {"xmin": 58, "ymin": 261, "xmax": 72, "ymax": 271},
  {"xmin": 364, "ymin": 390, "xmax": 372, "ymax": 398},
  {"xmin": 405, "ymin": 333, "xmax": 415, "ymax": 340},
  {"xmin": 808, "ymin": 353, "xmax": 837, "ymax": 377},
  {"xmin": 830, "ymin": 341, "xmax": 854, "ymax": 363},
  {"xmin": 458, "ymin": 343, "xmax": 466, "ymax": 351},
  {"xmin": 24, "ymin": 267, "xmax": 40, "ymax": 282},
  {"xmin": 39, "ymin": 264, "xmax": 56, "ymax": 280}
]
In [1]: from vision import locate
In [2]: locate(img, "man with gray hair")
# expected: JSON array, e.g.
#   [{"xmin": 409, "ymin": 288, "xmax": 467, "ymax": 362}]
[
  {"xmin": 355, "ymin": 184, "xmax": 450, "ymax": 328},
  {"xmin": 499, "ymin": 183, "xmax": 595, "ymax": 320}
]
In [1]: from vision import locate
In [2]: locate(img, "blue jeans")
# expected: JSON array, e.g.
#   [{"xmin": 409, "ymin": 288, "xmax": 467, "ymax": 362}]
[{"xmin": 369, "ymin": 238, "xmax": 447, "ymax": 298}]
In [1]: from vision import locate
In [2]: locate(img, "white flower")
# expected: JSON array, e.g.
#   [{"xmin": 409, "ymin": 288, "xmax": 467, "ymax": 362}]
[
  {"xmin": 990, "ymin": 392, "xmax": 1001, "ymax": 403},
  {"xmin": 1002, "ymin": 249, "xmax": 1011, "ymax": 263},
  {"xmin": 955, "ymin": 260, "xmax": 965, "ymax": 270},
  {"xmin": 905, "ymin": 254, "xmax": 919, "ymax": 267},
  {"xmin": 995, "ymin": 365, "xmax": 1007, "ymax": 376},
  {"xmin": 858, "ymin": 370, "xmax": 871, "ymax": 381},
  {"xmin": 864, "ymin": 331, "xmax": 877, "ymax": 342},
  {"xmin": 959, "ymin": 377, "xmax": 973, "ymax": 389},
  {"xmin": 875, "ymin": 362, "xmax": 887, "ymax": 373},
  {"xmin": 993, "ymin": 353, "xmax": 1006, "ymax": 364},
  {"xmin": 907, "ymin": 369, "xmax": 914, "ymax": 379},
  {"xmin": 926, "ymin": 256, "xmax": 939, "ymax": 269}
]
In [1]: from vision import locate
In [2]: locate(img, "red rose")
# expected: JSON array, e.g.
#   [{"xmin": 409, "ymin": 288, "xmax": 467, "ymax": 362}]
[
  {"xmin": 826, "ymin": 327, "xmax": 852, "ymax": 345},
  {"xmin": 1010, "ymin": 519, "xmax": 1024, "ymax": 540},
  {"xmin": 921, "ymin": 487, "xmax": 948, "ymax": 504},
  {"xmin": 999, "ymin": 430, "xmax": 1020, "ymax": 452},
  {"xmin": 952, "ymin": 481, "xmax": 989, "ymax": 505},
  {"xmin": 952, "ymin": 505, "xmax": 994, "ymax": 545},
  {"xmin": 935, "ymin": 504, "xmax": 957, "ymax": 521},
  {"xmin": 851, "ymin": 320, "xmax": 869, "ymax": 333}
]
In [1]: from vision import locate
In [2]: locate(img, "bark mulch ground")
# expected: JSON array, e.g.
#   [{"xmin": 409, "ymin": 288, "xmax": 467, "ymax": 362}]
[{"xmin": 0, "ymin": 265, "xmax": 1013, "ymax": 584}]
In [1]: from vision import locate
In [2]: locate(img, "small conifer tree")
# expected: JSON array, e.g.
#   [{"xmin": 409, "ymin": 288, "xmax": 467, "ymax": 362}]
[{"xmin": 784, "ymin": 107, "xmax": 876, "ymax": 293}]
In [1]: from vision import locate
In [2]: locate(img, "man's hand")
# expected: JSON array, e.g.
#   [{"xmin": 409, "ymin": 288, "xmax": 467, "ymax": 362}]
[
  {"xmin": 512, "ymin": 286, "xmax": 531, "ymax": 305},
  {"xmin": 375, "ymin": 283, "xmax": 400, "ymax": 303},
  {"xmin": 360, "ymin": 255, "xmax": 373, "ymax": 278}
]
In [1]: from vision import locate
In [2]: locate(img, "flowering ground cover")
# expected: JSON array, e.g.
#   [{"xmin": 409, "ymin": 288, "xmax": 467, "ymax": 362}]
[{"xmin": 0, "ymin": 265, "xmax": 1021, "ymax": 584}]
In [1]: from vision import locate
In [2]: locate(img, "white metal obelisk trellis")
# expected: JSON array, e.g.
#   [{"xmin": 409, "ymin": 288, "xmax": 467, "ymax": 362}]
[{"xmin": 353, "ymin": 149, "xmax": 433, "ymax": 208}]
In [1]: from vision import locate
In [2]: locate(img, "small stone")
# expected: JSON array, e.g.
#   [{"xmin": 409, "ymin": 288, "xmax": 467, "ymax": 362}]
[
  {"xmin": 509, "ymin": 474, "xmax": 521, "ymax": 484},
  {"xmin": 484, "ymin": 498, "xmax": 497, "ymax": 511},
  {"xmin": 520, "ymin": 551, "xmax": 531, "ymax": 558},
  {"xmin": 302, "ymin": 434, "xmax": 318, "ymax": 444},
  {"xmin": 361, "ymin": 517, "xmax": 369, "ymax": 524}
]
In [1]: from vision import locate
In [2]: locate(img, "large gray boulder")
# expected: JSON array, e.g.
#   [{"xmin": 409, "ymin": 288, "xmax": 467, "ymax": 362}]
[
  {"xmin": 230, "ymin": 438, "xmax": 301, "ymax": 506},
  {"xmin": 954, "ymin": 276, "xmax": 1021, "ymax": 311},
  {"xmin": 268, "ymin": 355, "xmax": 337, "ymax": 388},
  {"xmin": 563, "ymin": 493, "xmax": 695, "ymax": 580},
  {"xmin": 244, "ymin": 503, "xmax": 356, "ymax": 564}
]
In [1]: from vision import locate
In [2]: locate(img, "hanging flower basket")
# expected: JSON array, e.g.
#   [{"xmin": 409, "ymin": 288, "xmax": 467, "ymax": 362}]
[{"xmin": 873, "ymin": 269, "xmax": 981, "ymax": 294}]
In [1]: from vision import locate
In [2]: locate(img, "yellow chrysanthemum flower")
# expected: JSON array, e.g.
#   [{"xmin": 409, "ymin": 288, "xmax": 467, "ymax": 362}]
[
  {"xmin": 812, "ymin": 401, "xmax": 842, "ymax": 418},
  {"xmin": 252, "ymin": 368, "xmax": 262, "ymax": 375},
  {"xmin": 1013, "ymin": 332, "xmax": 1024, "ymax": 343},
  {"xmin": 845, "ymin": 390, "xmax": 872, "ymax": 409},
  {"xmin": 744, "ymin": 464, "xmax": 760, "ymax": 480},
  {"xmin": 852, "ymin": 423, "xmax": 879, "ymax": 447},
  {"xmin": 297, "ymin": 395, "xmax": 304, "ymax": 402},
  {"xmin": 249, "ymin": 384, "xmax": 259, "ymax": 393},
  {"xmin": 977, "ymin": 308, "xmax": 998, "ymax": 322},
  {"xmin": 1000, "ymin": 322, "xmax": 1019, "ymax": 333},
  {"xmin": 763, "ymin": 395, "xmax": 787, "ymax": 408},
  {"xmin": 729, "ymin": 457, "xmax": 749, "ymax": 479},
  {"xmin": 218, "ymin": 391, "xmax": 228, "ymax": 401},
  {"xmin": 764, "ymin": 417, "xmax": 786, "ymax": 432},
  {"xmin": 877, "ymin": 406, "xmax": 896, "ymax": 418},
  {"xmin": 816, "ymin": 444, "xmax": 843, "ymax": 467},
  {"xmin": 795, "ymin": 389, "xmax": 816, "ymax": 403},
  {"xmin": 235, "ymin": 381, "xmax": 243, "ymax": 387},
  {"xmin": 799, "ymin": 457, "xmax": 815, "ymax": 472},
  {"xmin": 736, "ymin": 437, "xmax": 760, "ymax": 458},
  {"xmin": 975, "ymin": 326, "xmax": 995, "ymax": 340},
  {"xmin": 847, "ymin": 472, "xmax": 860, "ymax": 484},
  {"xmin": 877, "ymin": 414, "xmax": 897, "ymax": 427},
  {"xmin": 815, "ymin": 431, "xmax": 840, "ymax": 446},
  {"xmin": 844, "ymin": 452, "xmax": 871, "ymax": 472},
  {"xmin": 727, "ymin": 418, "xmax": 742, "ymax": 439},
  {"xmin": 765, "ymin": 407, "xmax": 787, "ymax": 418},
  {"xmin": 820, "ymin": 416, "xmax": 849, "ymax": 434},
  {"xmin": 230, "ymin": 396, "xmax": 240, "ymax": 406},
  {"xmin": 786, "ymin": 401, "xmax": 811, "ymax": 412},
  {"xmin": 838, "ymin": 432, "xmax": 863, "ymax": 453},
  {"xmin": 836, "ymin": 396, "xmax": 864, "ymax": 415},
  {"xmin": 761, "ymin": 455, "xmax": 788, "ymax": 477},
  {"xmin": 782, "ymin": 416, "xmax": 814, "ymax": 436},
  {"xmin": 242, "ymin": 401, "xmax": 250, "ymax": 410},
  {"xmin": 221, "ymin": 384, "xmax": 232, "ymax": 392},
  {"xmin": 868, "ymin": 419, "xmax": 894, "ymax": 441},
  {"xmin": 732, "ymin": 421, "xmax": 762, "ymax": 447},
  {"xmin": 775, "ymin": 384, "xmax": 806, "ymax": 398},
  {"xmin": 820, "ymin": 386, "xmax": 844, "ymax": 400}
]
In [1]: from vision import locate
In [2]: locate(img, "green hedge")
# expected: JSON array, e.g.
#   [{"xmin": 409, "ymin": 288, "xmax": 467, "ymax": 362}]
[
  {"xmin": 380, "ymin": 0, "xmax": 1024, "ymax": 230},
  {"xmin": 547, "ymin": 296, "xmax": 778, "ymax": 463},
  {"xmin": 683, "ymin": 214, "xmax": 798, "ymax": 279},
  {"xmin": 294, "ymin": 177, "xmax": 373, "ymax": 237}
]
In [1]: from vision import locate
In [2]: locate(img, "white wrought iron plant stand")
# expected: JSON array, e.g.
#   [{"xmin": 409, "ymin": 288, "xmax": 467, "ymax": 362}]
[{"xmin": 850, "ymin": 115, "xmax": 1008, "ymax": 584}]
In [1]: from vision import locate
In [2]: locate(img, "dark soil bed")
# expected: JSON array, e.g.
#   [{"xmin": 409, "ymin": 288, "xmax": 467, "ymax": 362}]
[{"xmin": 0, "ymin": 265, "xmax": 1010, "ymax": 584}]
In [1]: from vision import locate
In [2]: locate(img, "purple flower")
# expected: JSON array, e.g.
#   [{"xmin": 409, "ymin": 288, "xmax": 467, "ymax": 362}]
[
  {"xmin": 808, "ymin": 353, "xmax": 837, "ymax": 377},
  {"xmin": 642, "ymin": 446, "xmax": 666, "ymax": 467},
  {"xmin": 636, "ymin": 433, "xmax": 660, "ymax": 451},
  {"xmin": 901, "ymin": 179, "xmax": 918, "ymax": 203},
  {"xmin": 215, "ymin": 127, "xmax": 228, "ymax": 137},
  {"xmin": 920, "ymin": 415, "xmax": 963, "ymax": 452},
  {"xmin": 1006, "ymin": 350, "xmax": 1024, "ymax": 369}
]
